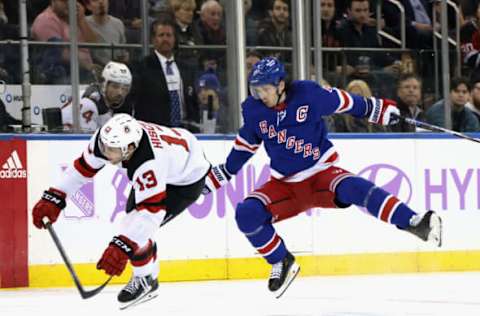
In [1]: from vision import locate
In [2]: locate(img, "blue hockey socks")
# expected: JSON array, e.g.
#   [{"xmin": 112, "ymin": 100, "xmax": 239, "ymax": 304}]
[
  {"xmin": 235, "ymin": 198, "xmax": 287, "ymax": 264},
  {"xmin": 335, "ymin": 176, "xmax": 415, "ymax": 229}
]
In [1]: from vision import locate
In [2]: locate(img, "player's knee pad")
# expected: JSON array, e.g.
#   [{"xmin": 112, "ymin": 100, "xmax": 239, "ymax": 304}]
[
  {"xmin": 335, "ymin": 176, "xmax": 376, "ymax": 206},
  {"xmin": 235, "ymin": 198, "xmax": 271, "ymax": 234}
]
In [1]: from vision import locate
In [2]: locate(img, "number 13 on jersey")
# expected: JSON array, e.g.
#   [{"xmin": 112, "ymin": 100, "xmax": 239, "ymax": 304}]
[{"xmin": 136, "ymin": 170, "xmax": 158, "ymax": 191}]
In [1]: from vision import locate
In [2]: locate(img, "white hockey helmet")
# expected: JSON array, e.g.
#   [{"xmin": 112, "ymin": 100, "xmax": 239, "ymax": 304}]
[
  {"xmin": 101, "ymin": 61, "xmax": 132, "ymax": 86},
  {"xmin": 99, "ymin": 114, "xmax": 143, "ymax": 159}
]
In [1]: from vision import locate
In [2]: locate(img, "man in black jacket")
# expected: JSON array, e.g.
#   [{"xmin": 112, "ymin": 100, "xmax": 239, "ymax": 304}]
[
  {"xmin": 257, "ymin": 0, "xmax": 292, "ymax": 63},
  {"xmin": 383, "ymin": 0, "xmax": 434, "ymax": 49},
  {"xmin": 130, "ymin": 18, "xmax": 199, "ymax": 132}
]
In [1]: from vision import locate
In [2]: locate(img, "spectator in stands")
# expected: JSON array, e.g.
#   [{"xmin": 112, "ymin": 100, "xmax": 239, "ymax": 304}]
[
  {"xmin": 195, "ymin": 69, "xmax": 228, "ymax": 133},
  {"xmin": 170, "ymin": 0, "xmax": 202, "ymax": 71},
  {"xmin": 321, "ymin": 0, "xmax": 341, "ymax": 48},
  {"xmin": 130, "ymin": 18, "xmax": 198, "ymax": 131},
  {"xmin": 390, "ymin": 74, "xmax": 425, "ymax": 132},
  {"xmin": 108, "ymin": 0, "xmax": 142, "ymax": 43},
  {"xmin": 338, "ymin": 0, "xmax": 399, "ymax": 74},
  {"xmin": 196, "ymin": 0, "xmax": 226, "ymax": 71},
  {"xmin": 86, "ymin": 0, "xmax": 128, "ymax": 66},
  {"xmin": 196, "ymin": 0, "xmax": 226, "ymax": 54},
  {"xmin": 338, "ymin": 0, "xmax": 400, "ymax": 98},
  {"xmin": 426, "ymin": 77, "xmax": 480, "ymax": 132},
  {"xmin": 320, "ymin": 0, "xmax": 347, "ymax": 81},
  {"xmin": 460, "ymin": 1, "xmax": 480, "ymax": 78},
  {"xmin": 383, "ymin": 0, "xmax": 434, "ymax": 49},
  {"xmin": 466, "ymin": 77, "xmax": 480, "ymax": 121},
  {"xmin": 244, "ymin": 0, "xmax": 258, "ymax": 46},
  {"xmin": 31, "ymin": 0, "xmax": 98, "ymax": 82},
  {"xmin": 257, "ymin": 0, "xmax": 292, "ymax": 63}
]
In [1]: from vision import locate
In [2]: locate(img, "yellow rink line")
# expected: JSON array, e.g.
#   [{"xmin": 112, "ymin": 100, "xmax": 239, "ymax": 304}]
[{"xmin": 27, "ymin": 250, "xmax": 480, "ymax": 288}]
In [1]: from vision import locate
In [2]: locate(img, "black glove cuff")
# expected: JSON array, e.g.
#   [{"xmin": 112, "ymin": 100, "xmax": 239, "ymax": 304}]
[
  {"xmin": 109, "ymin": 236, "xmax": 136, "ymax": 258},
  {"xmin": 219, "ymin": 164, "xmax": 232, "ymax": 180},
  {"xmin": 42, "ymin": 190, "xmax": 66, "ymax": 209}
]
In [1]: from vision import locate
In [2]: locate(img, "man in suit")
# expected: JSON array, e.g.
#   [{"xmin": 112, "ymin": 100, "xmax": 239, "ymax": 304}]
[{"xmin": 130, "ymin": 18, "xmax": 199, "ymax": 131}]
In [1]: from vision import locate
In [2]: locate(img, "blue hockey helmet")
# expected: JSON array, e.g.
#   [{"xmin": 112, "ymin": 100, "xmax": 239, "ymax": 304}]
[{"xmin": 248, "ymin": 57, "xmax": 286, "ymax": 87}]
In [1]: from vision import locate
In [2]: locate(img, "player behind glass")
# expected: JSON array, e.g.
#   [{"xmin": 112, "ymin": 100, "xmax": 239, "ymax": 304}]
[
  {"xmin": 32, "ymin": 114, "xmax": 211, "ymax": 309},
  {"xmin": 203, "ymin": 57, "xmax": 442, "ymax": 298},
  {"xmin": 62, "ymin": 61, "xmax": 133, "ymax": 131}
]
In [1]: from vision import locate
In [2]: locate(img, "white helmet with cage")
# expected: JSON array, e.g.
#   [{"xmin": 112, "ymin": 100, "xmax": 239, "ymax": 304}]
[
  {"xmin": 102, "ymin": 61, "xmax": 132, "ymax": 86},
  {"xmin": 101, "ymin": 62, "xmax": 132, "ymax": 109},
  {"xmin": 99, "ymin": 114, "xmax": 143, "ymax": 159}
]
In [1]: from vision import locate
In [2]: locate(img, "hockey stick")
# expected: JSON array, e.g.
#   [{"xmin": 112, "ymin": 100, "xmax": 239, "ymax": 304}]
[
  {"xmin": 392, "ymin": 113, "xmax": 480, "ymax": 144},
  {"xmin": 44, "ymin": 221, "xmax": 112, "ymax": 299}
]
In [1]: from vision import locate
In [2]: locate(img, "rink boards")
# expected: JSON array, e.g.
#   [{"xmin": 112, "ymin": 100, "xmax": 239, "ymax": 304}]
[{"xmin": 2, "ymin": 133, "xmax": 480, "ymax": 288}]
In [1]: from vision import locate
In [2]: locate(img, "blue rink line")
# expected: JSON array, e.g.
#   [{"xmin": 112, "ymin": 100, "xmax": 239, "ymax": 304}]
[{"xmin": 1, "ymin": 132, "xmax": 480, "ymax": 141}]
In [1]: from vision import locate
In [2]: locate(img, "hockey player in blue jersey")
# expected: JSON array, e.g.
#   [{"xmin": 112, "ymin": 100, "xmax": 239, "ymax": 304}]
[{"xmin": 203, "ymin": 57, "xmax": 442, "ymax": 298}]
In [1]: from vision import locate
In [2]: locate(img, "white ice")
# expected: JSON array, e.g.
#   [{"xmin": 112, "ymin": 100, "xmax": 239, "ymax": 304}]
[{"xmin": 1, "ymin": 272, "xmax": 480, "ymax": 316}]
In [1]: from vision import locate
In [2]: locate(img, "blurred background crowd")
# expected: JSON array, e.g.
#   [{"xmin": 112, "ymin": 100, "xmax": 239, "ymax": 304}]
[{"xmin": 1, "ymin": 0, "xmax": 480, "ymax": 134}]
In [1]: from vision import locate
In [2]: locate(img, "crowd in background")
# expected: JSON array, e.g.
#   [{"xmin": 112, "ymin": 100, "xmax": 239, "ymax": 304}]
[{"xmin": 0, "ymin": 0, "xmax": 480, "ymax": 134}]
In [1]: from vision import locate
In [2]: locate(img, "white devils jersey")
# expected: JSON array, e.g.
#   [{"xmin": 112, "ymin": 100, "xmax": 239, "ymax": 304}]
[
  {"xmin": 61, "ymin": 85, "xmax": 113, "ymax": 132},
  {"xmin": 55, "ymin": 120, "xmax": 210, "ymax": 214}
]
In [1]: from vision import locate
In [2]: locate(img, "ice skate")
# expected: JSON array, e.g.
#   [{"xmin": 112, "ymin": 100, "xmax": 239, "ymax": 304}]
[
  {"xmin": 118, "ymin": 274, "xmax": 159, "ymax": 310},
  {"xmin": 404, "ymin": 210, "xmax": 442, "ymax": 247},
  {"xmin": 268, "ymin": 252, "xmax": 300, "ymax": 298}
]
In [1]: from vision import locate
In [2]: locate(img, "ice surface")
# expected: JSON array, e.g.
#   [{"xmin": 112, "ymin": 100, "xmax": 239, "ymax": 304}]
[{"xmin": 1, "ymin": 272, "xmax": 480, "ymax": 316}]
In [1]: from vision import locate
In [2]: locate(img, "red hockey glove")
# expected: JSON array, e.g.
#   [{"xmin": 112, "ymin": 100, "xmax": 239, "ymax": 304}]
[
  {"xmin": 32, "ymin": 188, "xmax": 67, "ymax": 229},
  {"xmin": 97, "ymin": 235, "xmax": 139, "ymax": 276},
  {"xmin": 367, "ymin": 97, "xmax": 400, "ymax": 126},
  {"xmin": 203, "ymin": 164, "xmax": 232, "ymax": 195}
]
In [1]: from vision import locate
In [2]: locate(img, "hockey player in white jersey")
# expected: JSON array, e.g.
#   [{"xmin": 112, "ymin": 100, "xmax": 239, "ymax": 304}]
[
  {"xmin": 62, "ymin": 61, "xmax": 133, "ymax": 131},
  {"xmin": 32, "ymin": 114, "xmax": 211, "ymax": 309}
]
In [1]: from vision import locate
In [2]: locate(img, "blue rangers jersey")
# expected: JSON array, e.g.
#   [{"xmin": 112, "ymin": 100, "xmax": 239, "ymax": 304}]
[{"xmin": 225, "ymin": 80, "xmax": 371, "ymax": 182}]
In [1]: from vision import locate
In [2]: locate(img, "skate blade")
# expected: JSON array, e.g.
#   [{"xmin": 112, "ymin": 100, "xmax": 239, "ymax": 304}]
[
  {"xmin": 273, "ymin": 263, "xmax": 300, "ymax": 299},
  {"xmin": 119, "ymin": 289, "xmax": 159, "ymax": 310},
  {"xmin": 428, "ymin": 213, "xmax": 442, "ymax": 247}
]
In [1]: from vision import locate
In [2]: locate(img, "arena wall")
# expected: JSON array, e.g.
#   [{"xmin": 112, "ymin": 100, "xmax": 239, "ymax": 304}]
[{"xmin": 2, "ymin": 134, "xmax": 480, "ymax": 288}]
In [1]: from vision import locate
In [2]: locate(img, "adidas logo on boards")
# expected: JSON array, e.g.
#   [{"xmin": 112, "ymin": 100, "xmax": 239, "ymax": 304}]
[{"xmin": 0, "ymin": 150, "xmax": 27, "ymax": 179}]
